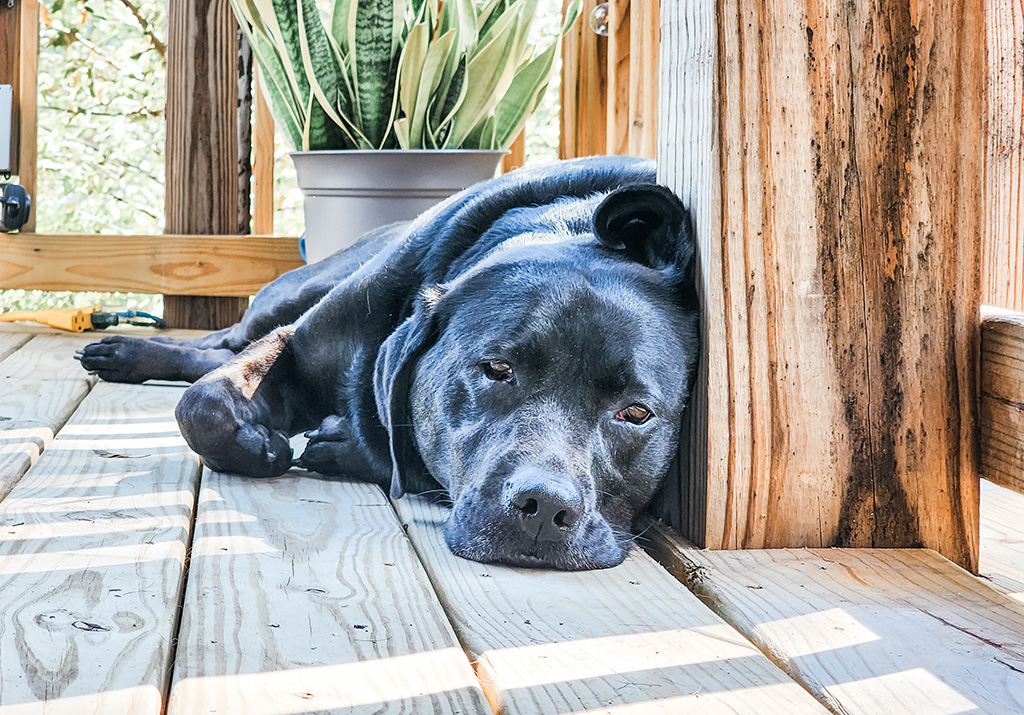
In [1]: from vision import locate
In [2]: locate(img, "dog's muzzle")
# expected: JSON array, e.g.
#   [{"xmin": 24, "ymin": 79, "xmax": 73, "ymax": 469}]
[{"xmin": 442, "ymin": 468, "xmax": 627, "ymax": 570}]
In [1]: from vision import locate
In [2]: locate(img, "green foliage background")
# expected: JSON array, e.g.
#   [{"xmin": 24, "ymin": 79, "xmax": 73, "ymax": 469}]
[{"xmin": 1, "ymin": 0, "xmax": 562, "ymax": 316}]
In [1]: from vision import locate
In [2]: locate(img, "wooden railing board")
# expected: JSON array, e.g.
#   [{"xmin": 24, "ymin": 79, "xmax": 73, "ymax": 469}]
[
  {"xmin": 981, "ymin": 308, "xmax": 1024, "ymax": 494},
  {"xmin": 0, "ymin": 334, "xmax": 98, "ymax": 500},
  {"xmin": 0, "ymin": 233, "xmax": 302, "ymax": 297},
  {"xmin": 168, "ymin": 472, "xmax": 488, "ymax": 715},
  {"xmin": 981, "ymin": 479, "xmax": 1024, "ymax": 605},
  {"xmin": 393, "ymin": 495, "xmax": 828, "ymax": 714},
  {"xmin": 647, "ymin": 526, "xmax": 1024, "ymax": 715},
  {"xmin": 0, "ymin": 381, "xmax": 199, "ymax": 713}
]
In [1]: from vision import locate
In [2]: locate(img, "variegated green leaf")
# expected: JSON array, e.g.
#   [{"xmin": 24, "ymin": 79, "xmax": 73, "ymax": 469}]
[
  {"xmin": 396, "ymin": 21, "xmax": 429, "ymax": 139},
  {"xmin": 252, "ymin": 37, "xmax": 304, "ymax": 149},
  {"xmin": 302, "ymin": 91, "xmax": 354, "ymax": 150},
  {"xmin": 350, "ymin": 0, "xmax": 399, "ymax": 147},
  {"xmin": 461, "ymin": 114, "xmax": 496, "ymax": 150},
  {"xmin": 446, "ymin": 4, "xmax": 522, "ymax": 148},
  {"xmin": 494, "ymin": 0, "xmax": 582, "ymax": 148},
  {"xmin": 297, "ymin": 0, "xmax": 366, "ymax": 147},
  {"xmin": 405, "ymin": 28, "xmax": 457, "ymax": 148}
]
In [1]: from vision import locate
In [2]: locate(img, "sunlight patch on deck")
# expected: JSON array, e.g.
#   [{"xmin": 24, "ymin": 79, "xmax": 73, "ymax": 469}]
[
  {"xmin": 0, "ymin": 684, "xmax": 162, "ymax": 715},
  {"xmin": 757, "ymin": 607, "xmax": 882, "ymax": 656},
  {"xmin": 827, "ymin": 669, "xmax": 980, "ymax": 715},
  {"xmin": 169, "ymin": 648, "xmax": 481, "ymax": 714}
]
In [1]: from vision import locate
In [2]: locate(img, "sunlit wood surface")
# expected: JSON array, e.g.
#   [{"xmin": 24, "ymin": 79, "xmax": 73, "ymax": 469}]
[{"xmin": 1, "ymin": 323, "xmax": 1022, "ymax": 714}]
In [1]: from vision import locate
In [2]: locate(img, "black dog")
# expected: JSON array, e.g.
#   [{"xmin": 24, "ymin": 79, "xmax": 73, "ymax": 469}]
[{"xmin": 79, "ymin": 156, "xmax": 699, "ymax": 570}]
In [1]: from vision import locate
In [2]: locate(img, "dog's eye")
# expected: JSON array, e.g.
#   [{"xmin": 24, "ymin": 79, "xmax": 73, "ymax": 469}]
[
  {"xmin": 482, "ymin": 360, "xmax": 514, "ymax": 382},
  {"xmin": 616, "ymin": 404, "xmax": 652, "ymax": 425}
]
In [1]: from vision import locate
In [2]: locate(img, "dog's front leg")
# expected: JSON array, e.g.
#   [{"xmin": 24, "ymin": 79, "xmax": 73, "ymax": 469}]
[{"xmin": 175, "ymin": 326, "xmax": 305, "ymax": 477}]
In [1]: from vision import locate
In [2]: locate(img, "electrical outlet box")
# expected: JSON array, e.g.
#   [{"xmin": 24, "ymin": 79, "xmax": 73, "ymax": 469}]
[{"xmin": 0, "ymin": 85, "xmax": 12, "ymax": 173}]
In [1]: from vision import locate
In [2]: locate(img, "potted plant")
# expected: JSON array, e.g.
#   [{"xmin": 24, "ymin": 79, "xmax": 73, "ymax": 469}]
[{"xmin": 229, "ymin": 0, "xmax": 582, "ymax": 262}]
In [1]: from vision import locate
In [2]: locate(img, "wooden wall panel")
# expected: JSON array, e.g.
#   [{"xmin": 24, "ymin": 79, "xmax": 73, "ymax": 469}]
[
  {"xmin": 627, "ymin": 0, "xmax": 658, "ymax": 159},
  {"xmin": 560, "ymin": 0, "xmax": 607, "ymax": 159},
  {"xmin": 660, "ymin": 0, "xmax": 983, "ymax": 571},
  {"xmin": 982, "ymin": 0, "xmax": 1024, "ymax": 309},
  {"xmin": 165, "ymin": 0, "xmax": 250, "ymax": 329}
]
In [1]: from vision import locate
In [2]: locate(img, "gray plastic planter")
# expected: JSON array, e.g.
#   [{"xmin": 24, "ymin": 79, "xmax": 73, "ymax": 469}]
[{"xmin": 290, "ymin": 149, "xmax": 507, "ymax": 263}]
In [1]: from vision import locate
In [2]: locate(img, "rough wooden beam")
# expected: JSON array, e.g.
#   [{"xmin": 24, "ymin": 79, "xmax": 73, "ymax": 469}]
[
  {"xmin": 165, "ymin": 0, "xmax": 251, "ymax": 328},
  {"xmin": 659, "ymin": 0, "xmax": 983, "ymax": 571},
  {"xmin": 0, "ymin": 233, "xmax": 301, "ymax": 296},
  {"xmin": 981, "ymin": 0, "xmax": 1024, "ymax": 309}
]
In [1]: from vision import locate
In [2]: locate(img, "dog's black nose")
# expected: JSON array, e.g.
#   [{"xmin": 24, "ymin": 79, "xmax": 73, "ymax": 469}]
[{"xmin": 506, "ymin": 475, "xmax": 582, "ymax": 542}]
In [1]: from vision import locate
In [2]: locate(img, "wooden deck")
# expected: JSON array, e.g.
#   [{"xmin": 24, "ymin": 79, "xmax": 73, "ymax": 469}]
[{"xmin": 1, "ymin": 323, "xmax": 1023, "ymax": 714}]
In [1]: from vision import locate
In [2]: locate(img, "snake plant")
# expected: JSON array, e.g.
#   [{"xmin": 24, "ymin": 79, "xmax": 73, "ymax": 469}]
[{"xmin": 229, "ymin": 0, "xmax": 582, "ymax": 151}]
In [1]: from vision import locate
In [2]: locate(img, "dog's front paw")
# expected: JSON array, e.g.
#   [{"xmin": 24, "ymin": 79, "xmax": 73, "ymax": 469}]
[
  {"xmin": 77, "ymin": 335, "xmax": 159, "ymax": 383},
  {"xmin": 296, "ymin": 415, "xmax": 381, "ymax": 480}
]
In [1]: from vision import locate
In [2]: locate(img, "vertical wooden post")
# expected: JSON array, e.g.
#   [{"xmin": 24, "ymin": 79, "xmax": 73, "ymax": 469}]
[
  {"xmin": 560, "ymin": 0, "xmax": 607, "ymax": 159},
  {"xmin": 626, "ymin": 0, "xmax": 658, "ymax": 159},
  {"xmin": 982, "ymin": 0, "xmax": 1024, "ymax": 309},
  {"xmin": 606, "ymin": 0, "xmax": 631, "ymax": 156},
  {"xmin": 659, "ymin": 0, "xmax": 983, "ymax": 571},
  {"xmin": 164, "ymin": 0, "xmax": 250, "ymax": 329},
  {"xmin": 252, "ymin": 68, "xmax": 275, "ymax": 236},
  {"xmin": 502, "ymin": 133, "xmax": 526, "ymax": 174}
]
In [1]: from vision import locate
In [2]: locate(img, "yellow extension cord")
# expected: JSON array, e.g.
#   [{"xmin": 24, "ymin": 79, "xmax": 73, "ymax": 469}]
[{"xmin": 0, "ymin": 305, "xmax": 102, "ymax": 332}]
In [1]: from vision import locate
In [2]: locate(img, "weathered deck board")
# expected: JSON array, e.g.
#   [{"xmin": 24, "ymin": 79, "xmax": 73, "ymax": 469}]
[
  {"xmin": 0, "ymin": 381, "xmax": 200, "ymax": 713},
  {"xmin": 981, "ymin": 479, "xmax": 1024, "ymax": 605},
  {"xmin": 168, "ymin": 471, "xmax": 488, "ymax": 715},
  {"xmin": 394, "ymin": 495, "xmax": 827, "ymax": 714},
  {"xmin": 0, "ymin": 334, "xmax": 98, "ymax": 499},
  {"xmin": 0, "ymin": 332, "xmax": 31, "ymax": 362},
  {"xmin": 647, "ymin": 528, "xmax": 1024, "ymax": 714}
]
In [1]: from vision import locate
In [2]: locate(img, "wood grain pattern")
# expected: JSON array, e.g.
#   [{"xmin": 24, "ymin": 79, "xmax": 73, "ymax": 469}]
[
  {"xmin": 394, "ymin": 495, "xmax": 827, "ymax": 714},
  {"xmin": 606, "ymin": 0, "xmax": 631, "ymax": 156},
  {"xmin": 502, "ymin": 133, "xmax": 525, "ymax": 174},
  {"xmin": 168, "ymin": 472, "xmax": 488, "ymax": 715},
  {"xmin": 981, "ymin": 479, "xmax": 1024, "ymax": 604},
  {"xmin": 252, "ymin": 67, "xmax": 275, "ymax": 236},
  {"xmin": 0, "ymin": 334, "xmax": 97, "ymax": 500},
  {"xmin": 0, "ymin": 381, "xmax": 200, "ymax": 712},
  {"xmin": 164, "ymin": 0, "xmax": 249, "ymax": 328},
  {"xmin": 982, "ymin": 307, "xmax": 1024, "ymax": 493},
  {"xmin": 627, "ymin": 0, "xmax": 658, "ymax": 159},
  {"xmin": 0, "ymin": 233, "xmax": 302, "ymax": 296},
  {"xmin": 560, "ymin": 0, "xmax": 607, "ymax": 159},
  {"xmin": 659, "ymin": 0, "xmax": 983, "ymax": 571},
  {"xmin": 982, "ymin": 0, "xmax": 1024, "ymax": 309},
  {"xmin": 647, "ymin": 526, "xmax": 1024, "ymax": 715}
]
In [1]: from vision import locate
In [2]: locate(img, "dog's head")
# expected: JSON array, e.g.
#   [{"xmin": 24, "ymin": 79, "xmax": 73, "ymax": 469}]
[{"xmin": 375, "ymin": 184, "xmax": 699, "ymax": 570}]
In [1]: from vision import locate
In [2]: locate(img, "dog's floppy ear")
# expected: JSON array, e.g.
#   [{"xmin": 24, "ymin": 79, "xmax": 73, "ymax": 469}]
[
  {"xmin": 593, "ymin": 184, "xmax": 695, "ymax": 279},
  {"xmin": 373, "ymin": 291, "xmax": 443, "ymax": 499}
]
